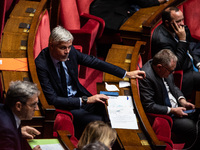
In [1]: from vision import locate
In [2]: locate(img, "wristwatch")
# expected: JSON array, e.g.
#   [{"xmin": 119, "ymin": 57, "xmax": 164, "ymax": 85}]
[{"xmin": 82, "ymin": 96, "xmax": 88, "ymax": 104}]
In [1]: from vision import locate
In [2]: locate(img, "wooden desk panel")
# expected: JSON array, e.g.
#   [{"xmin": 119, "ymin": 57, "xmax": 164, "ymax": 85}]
[
  {"xmin": 1, "ymin": 33, "xmax": 28, "ymax": 51},
  {"xmin": 104, "ymin": 42, "xmax": 146, "ymax": 82},
  {"xmin": 10, "ymin": 1, "xmax": 40, "ymax": 18},
  {"xmin": 2, "ymin": 71, "xmax": 29, "ymax": 92},
  {"xmin": 3, "ymin": 17, "xmax": 32, "ymax": 34}
]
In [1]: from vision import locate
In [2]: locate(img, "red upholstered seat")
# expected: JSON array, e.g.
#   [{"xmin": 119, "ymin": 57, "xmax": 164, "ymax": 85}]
[
  {"xmin": 182, "ymin": 0, "xmax": 200, "ymax": 40},
  {"xmin": 59, "ymin": 0, "xmax": 104, "ymax": 55},
  {"xmin": 53, "ymin": 109, "xmax": 78, "ymax": 147},
  {"xmin": 34, "ymin": 10, "xmax": 50, "ymax": 59},
  {"xmin": 0, "ymin": 0, "xmax": 19, "ymax": 41}
]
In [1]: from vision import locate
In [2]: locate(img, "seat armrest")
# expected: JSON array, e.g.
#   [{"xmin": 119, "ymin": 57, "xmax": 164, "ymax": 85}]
[
  {"xmin": 146, "ymin": 113, "xmax": 173, "ymax": 128},
  {"xmin": 80, "ymin": 13, "xmax": 105, "ymax": 38}
]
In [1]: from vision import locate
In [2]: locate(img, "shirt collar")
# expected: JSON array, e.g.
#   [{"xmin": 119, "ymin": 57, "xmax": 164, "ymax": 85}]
[
  {"xmin": 50, "ymin": 54, "xmax": 60, "ymax": 67},
  {"xmin": 13, "ymin": 113, "xmax": 21, "ymax": 129}
]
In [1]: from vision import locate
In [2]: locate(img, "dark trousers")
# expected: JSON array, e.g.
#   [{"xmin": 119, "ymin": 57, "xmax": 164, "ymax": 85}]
[
  {"xmin": 182, "ymin": 71, "xmax": 200, "ymax": 98},
  {"xmin": 172, "ymin": 111, "xmax": 200, "ymax": 149},
  {"xmin": 70, "ymin": 102, "xmax": 108, "ymax": 139}
]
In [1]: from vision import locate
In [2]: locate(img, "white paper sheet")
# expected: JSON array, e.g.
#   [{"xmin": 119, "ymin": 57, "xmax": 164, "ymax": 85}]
[
  {"xmin": 119, "ymin": 81, "xmax": 130, "ymax": 88},
  {"xmin": 105, "ymin": 82, "xmax": 119, "ymax": 91},
  {"xmin": 34, "ymin": 144, "xmax": 65, "ymax": 150},
  {"xmin": 107, "ymin": 96, "xmax": 138, "ymax": 129}
]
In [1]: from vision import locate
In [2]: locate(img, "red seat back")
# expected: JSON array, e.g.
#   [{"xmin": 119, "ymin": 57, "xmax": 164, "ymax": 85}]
[
  {"xmin": 34, "ymin": 10, "xmax": 50, "ymax": 59},
  {"xmin": 60, "ymin": 0, "xmax": 80, "ymax": 30},
  {"xmin": 182, "ymin": 0, "xmax": 200, "ymax": 40},
  {"xmin": 76, "ymin": 0, "xmax": 94, "ymax": 14}
]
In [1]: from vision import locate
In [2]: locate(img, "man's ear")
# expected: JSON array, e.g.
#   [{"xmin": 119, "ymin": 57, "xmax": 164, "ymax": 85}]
[
  {"xmin": 15, "ymin": 101, "xmax": 22, "ymax": 112},
  {"xmin": 157, "ymin": 64, "xmax": 162, "ymax": 70}
]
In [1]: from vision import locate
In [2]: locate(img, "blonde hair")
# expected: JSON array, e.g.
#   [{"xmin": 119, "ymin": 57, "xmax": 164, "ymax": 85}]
[{"xmin": 78, "ymin": 121, "xmax": 117, "ymax": 149}]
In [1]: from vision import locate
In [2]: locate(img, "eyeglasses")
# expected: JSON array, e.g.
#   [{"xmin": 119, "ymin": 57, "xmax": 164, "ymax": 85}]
[
  {"xmin": 162, "ymin": 65, "xmax": 175, "ymax": 74},
  {"xmin": 23, "ymin": 101, "xmax": 39, "ymax": 109}
]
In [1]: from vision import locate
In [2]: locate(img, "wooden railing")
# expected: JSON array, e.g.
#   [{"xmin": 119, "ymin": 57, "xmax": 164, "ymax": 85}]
[{"xmin": 129, "ymin": 42, "xmax": 166, "ymax": 149}]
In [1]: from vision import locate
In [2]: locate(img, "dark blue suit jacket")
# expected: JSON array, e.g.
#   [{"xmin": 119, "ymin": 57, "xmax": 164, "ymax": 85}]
[
  {"xmin": 35, "ymin": 46, "xmax": 125, "ymax": 110},
  {"xmin": 0, "ymin": 104, "xmax": 22, "ymax": 150}
]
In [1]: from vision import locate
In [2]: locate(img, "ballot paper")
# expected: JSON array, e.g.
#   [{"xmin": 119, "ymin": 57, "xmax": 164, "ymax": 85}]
[{"xmin": 107, "ymin": 96, "xmax": 138, "ymax": 129}]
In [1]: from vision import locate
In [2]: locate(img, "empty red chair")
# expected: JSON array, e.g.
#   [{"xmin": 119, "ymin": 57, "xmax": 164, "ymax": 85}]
[{"xmin": 59, "ymin": 0, "xmax": 104, "ymax": 56}]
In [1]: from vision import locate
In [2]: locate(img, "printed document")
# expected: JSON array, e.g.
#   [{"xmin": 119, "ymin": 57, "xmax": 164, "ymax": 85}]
[{"xmin": 107, "ymin": 96, "xmax": 138, "ymax": 129}]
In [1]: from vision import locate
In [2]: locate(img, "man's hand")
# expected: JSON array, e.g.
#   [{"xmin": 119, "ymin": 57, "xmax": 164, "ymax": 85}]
[
  {"xmin": 21, "ymin": 126, "xmax": 41, "ymax": 139},
  {"xmin": 87, "ymin": 94, "xmax": 109, "ymax": 104},
  {"xmin": 179, "ymin": 98, "xmax": 195, "ymax": 110},
  {"xmin": 32, "ymin": 145, "xmax": 41, "ymax": 150},
  {"xmin": 170, "ymin": 107, "xmax": 187, "ymax": 117},
  {"xmin": 171, "ymin": 21, "xmax": 186, "ymax": 41},
  {"xmin": 126, "ymin": 70, "xmax": 146, "ymax": 79}
]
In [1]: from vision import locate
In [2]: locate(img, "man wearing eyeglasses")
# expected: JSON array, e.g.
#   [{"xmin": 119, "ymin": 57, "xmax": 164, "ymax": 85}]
[
  {"xmin": 0, "ymin": 81, "xmax": 41, "ymax": 150},
  {"xmin": 139, "ymin": 49, "xmax": 200, "ymax": 149}
]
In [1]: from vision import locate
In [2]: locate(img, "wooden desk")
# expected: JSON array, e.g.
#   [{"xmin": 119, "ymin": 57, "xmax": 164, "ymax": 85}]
[
  {"xmin": 119, "ymin": 0, "xmax": 185, "ymax": 63},
  {"xmin": 103, "ymin": 42, "xmax": 166, "ymax": 149},
  {"xmin": 97, "ymin": 82, "xmax": 152, "ymax": 150}
]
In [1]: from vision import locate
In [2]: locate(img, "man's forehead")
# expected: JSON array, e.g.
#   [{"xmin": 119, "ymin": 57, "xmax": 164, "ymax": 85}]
[{"xmin": 170, "ymin": 10, "xmax": 183, "ymax": 19}]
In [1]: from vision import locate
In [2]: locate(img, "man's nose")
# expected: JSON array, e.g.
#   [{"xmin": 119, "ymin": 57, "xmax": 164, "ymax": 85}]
[
  {"xmin": 35, "ymin": 104, "xmax": 39, "ymax": 111},
  {"xmin": 64, "ymin": 48, "xmax": 70, "ymax": 53}
]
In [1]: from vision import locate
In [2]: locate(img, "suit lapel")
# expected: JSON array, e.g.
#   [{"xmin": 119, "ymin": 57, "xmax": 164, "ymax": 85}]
[{"xmin": 46, "ymin": 52, "xmax": 66, "ymax": 95}]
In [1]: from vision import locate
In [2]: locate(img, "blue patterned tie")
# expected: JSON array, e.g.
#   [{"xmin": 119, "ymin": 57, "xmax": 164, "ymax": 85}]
[
  {"xmin": 58, "ymin": 62, "xmax": 67, "ymax": 96},
  {"xmin": 163, "ymin": 79, "xmax": 171, "ymax": 107}
]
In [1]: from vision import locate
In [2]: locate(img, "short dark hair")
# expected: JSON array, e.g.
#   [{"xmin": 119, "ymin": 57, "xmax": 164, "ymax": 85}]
[
  {"xmin": 162, "ymin": 6, "xmax": 180, "ymax": 23},
  {"xmin": 82, "ymin": 141, "xmax": 109, "ymax": 150},
  {"xmin": 5, "ymin": 81, "xmax": 40, "ymax": 107},
  {"xmin": 152, "ymin": 49, "xmax": 177, "ymax": 67}
]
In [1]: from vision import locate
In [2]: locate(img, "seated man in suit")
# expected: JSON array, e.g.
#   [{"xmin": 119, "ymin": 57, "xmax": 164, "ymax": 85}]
[
  {"xmin": 35, "ymin": 26, "xmax": 146, "ymax": 136},
  {"xmin": 151, "ymin": 6, "xmax": 200, "ymax": 98},
  {"xmin": 0, "ymin": 80, "xmax": 41, "ymax": 150},
  {"xmin": 139, "ymin": 49, "xmax": 200, "ymax": 149}
]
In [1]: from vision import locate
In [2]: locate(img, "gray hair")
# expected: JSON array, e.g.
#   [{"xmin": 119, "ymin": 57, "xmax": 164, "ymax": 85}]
[
  {"xmin": 152, "ymin": 49, "xmax": 177, "ymax": 67},
  {"xmin": 49, "ymin": 26, "xmax": 74, "ymax": 44},
  {"xmin": 5, "ymin": 81, "xmax": 40, "ymax": 107},
  {"xmin": 82, "ymin": 141, "xmax": 109, "ymax": 150}
]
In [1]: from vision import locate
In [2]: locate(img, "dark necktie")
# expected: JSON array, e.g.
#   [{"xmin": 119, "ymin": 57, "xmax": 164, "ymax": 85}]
[
  {"xmin": 58, "ymin": 61, "xmax": 67, "ymax": 96},
  {"xmin": 163, "ymin": 79, "xmax": 171, "ymax": 107}
]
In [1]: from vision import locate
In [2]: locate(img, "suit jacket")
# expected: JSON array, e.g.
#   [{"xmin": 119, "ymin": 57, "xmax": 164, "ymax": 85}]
[
  {"xmin": 151, "ymin": 24, "xmax": 200, "ymax": 72},
  {"xmin": 139, "ymin": 60, "xmax": 183, "ymax": 114},
  {"xmin": 35, "ymin": 46, "xmax": 125, "ymax": 110},
  {"xmin": 0, "ymin": 104, "xmax": 22, "ymax": 150},
  {"xmin": 90, "ymin": 0, "xmax": 160, "ymax": 31}
]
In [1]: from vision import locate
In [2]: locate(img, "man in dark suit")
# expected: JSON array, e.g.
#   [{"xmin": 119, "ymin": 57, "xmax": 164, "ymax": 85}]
[
  {"xmin": 90, "ymin": 0, "xmax": 167, "ymax": 31},
  {"xmin": 139, "ymin": 49, "xmax": 200, "ymax": 149},
  {"xmin": 35, "ymin": 26, "xmax": 145, "ymax": 136},
  {"xmin": 0, "ymin": 81, "xmax": 41, "ymax": 150},
  {"xmin": 151, "ymin": 6, "xmax": 200, "ymax": 97}
]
